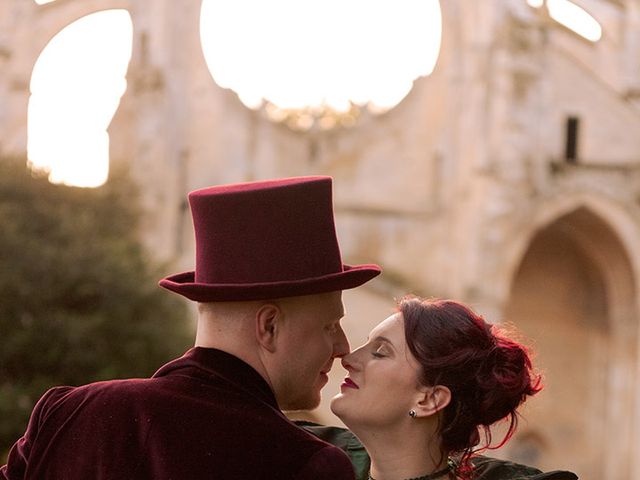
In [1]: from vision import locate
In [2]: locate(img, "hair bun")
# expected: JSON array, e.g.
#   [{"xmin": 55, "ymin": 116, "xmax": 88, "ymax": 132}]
[{"xmin": 475, "ymin": 335, "xmax": 542, "ymax": 427}]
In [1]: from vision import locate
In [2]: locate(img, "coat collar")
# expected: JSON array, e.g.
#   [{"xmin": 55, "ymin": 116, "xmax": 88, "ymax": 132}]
[{"xmin": 153, "ymin": 347, "xmax": 278, "ymax": 408}]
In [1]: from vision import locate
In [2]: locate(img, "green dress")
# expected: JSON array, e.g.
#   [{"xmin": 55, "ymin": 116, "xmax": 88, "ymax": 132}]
[{"xmin": 297, "ymin": 422, "xmax": 578, "ymax": 480}]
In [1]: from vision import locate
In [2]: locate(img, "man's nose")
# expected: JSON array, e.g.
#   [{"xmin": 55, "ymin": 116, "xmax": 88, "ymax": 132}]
[{"xmin": 332, "ymin": 325, "xmax": 350, "ymax": 358}]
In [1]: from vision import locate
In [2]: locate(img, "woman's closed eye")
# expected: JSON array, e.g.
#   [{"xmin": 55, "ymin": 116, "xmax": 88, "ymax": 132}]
[{"xmin": 371, "ymin": 346, "xmax": 389, "ymax": 358}]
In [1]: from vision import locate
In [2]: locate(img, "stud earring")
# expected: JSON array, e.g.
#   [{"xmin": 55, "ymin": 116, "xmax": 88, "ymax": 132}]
[{"xmin": 409, "ymin": 410, "xmax": 417, "ymax": 418}]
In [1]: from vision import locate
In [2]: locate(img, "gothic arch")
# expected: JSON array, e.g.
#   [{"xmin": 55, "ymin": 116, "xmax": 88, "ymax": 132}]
[
  {"xmin": 8, "ymin": 1, "xmax": 133, "ymax": 157},
  {"xmin": 495, "ymin": 195, "xmax": 639, "ymax": 479},
  {"xmin": 493, "ymin": 193, "xmax": 640, "ymax": 314}
]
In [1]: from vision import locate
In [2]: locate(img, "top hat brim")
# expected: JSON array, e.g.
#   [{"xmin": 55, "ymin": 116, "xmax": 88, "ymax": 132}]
[{"xmin": 159, "ymin": 264, "xmax": 381, "ymax": 302}]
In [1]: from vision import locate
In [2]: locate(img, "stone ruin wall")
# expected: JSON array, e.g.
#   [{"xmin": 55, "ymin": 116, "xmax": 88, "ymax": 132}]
[{"xmin": 2, "ymin": 0, "xmax": 640, "ymax": 478}]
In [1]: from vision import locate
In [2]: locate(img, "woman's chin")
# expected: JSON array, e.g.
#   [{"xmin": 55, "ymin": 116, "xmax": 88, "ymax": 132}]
[{"xmin": 329, "ymin": 393, "xmax": 349, "ymax": 418}]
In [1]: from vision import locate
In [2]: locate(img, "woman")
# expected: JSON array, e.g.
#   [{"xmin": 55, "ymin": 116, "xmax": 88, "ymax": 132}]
[{"xmin": 329, "ymin": 295, "xmax": 546, "ymax": 480}]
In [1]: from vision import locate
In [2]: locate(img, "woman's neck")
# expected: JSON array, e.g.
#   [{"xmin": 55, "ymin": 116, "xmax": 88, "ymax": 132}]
[{"xmin": 352, "ymin": 422, "xmax": 448, "ymax": 480}]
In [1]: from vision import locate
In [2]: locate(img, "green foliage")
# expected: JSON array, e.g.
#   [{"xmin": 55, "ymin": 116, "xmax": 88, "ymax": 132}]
[{"xmin": 0, "ymin": 158, "xmax": 193, "ymax": 458}]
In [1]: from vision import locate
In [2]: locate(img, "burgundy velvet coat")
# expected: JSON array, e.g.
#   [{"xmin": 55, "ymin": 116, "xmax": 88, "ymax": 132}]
[{"xmin": 1, "ymin": 348, "xmax": 355, "ymax": 480}]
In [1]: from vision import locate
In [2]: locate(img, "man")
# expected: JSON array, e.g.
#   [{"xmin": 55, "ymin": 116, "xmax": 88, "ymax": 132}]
[{"xmin": 1, "ymin": 176, "xmax": 381, "ymax": 479}]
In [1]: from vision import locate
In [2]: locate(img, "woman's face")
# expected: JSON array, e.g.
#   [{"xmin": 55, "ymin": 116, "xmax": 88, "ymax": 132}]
[{"xmin": 331, "ymin": 312, "xmax": 425, "ymax": 428}]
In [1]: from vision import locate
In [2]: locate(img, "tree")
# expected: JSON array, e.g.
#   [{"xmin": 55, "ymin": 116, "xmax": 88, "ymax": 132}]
[{"xmin": 0, "ymin": 158, "xmax": 192, "ymax": 458}]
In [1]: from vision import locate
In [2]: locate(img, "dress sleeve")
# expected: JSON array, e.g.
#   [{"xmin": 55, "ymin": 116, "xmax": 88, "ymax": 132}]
[
  {"xmin": 0, "ymin": 386, "xmax": 73, "ymax": 480},
  {"xmin": 295, "ymin": 445, "xmax": 357, "ymax": 480}
]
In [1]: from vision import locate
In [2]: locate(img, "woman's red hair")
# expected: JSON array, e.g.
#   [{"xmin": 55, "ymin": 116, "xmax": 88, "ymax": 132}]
[{"xmin": 399, "ymin": 296, "xmax": 542, "ymax": 479}]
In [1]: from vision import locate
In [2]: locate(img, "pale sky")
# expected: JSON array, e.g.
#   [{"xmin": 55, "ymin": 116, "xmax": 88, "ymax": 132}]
[
  {"xmin": 527, "ymin": 0, "xmax": 602, "ymax": 41},
  {"xmin": 28, "ymin": 0, "xmax": 600, "ymax": 188},
  {"xmin": 200, "ymin": 0, "xmax": 442, "ymax": 113},
  {"xmin": 28, "ymin": 9, "xmax": 132, "ymax": 187}
]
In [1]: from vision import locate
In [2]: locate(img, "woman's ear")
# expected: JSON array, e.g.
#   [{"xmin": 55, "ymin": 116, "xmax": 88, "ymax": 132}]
[
  {"xmin": 255, "ymin": 303, "xmax": 281, "ymax": 353},
  {"xmin": 414, "ymin": 385, "xmax": 451, "ymax": 417}
]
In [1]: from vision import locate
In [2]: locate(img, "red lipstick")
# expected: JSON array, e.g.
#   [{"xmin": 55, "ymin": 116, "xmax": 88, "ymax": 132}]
[{"xmin": 341, "ymin": 377, "xmax": 359, "ymax": 389}]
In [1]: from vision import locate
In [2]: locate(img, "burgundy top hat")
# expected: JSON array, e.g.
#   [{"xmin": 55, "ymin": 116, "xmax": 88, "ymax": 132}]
[{"xmin": 160, "ymin": 176, "xmax": 381, "ymax": 302}]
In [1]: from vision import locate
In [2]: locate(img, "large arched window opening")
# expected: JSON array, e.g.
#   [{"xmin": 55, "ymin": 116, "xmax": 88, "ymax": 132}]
[
  {"xmin": 527, "ymin": 0, "xmax": 602, "ymax": 42},
  {"xmin": 200, "ymin": 0, "xmax": 442, "ymax": 130},
  {"xmin": 28, "ymin": 9, "xmax": 133, "ymax": 187}
]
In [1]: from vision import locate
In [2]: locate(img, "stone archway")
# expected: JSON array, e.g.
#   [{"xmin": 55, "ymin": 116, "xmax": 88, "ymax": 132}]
[
  {"xmin": 3, "ymin": 0, "xmax": 132, "ymax": 154},
  {"xmin": 500, "ymin": 206, "xmax": 636, "ymax": 480}
]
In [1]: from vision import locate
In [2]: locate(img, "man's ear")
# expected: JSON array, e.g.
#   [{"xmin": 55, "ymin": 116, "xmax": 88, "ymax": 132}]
[
  {"xmin": 414, "ymin": 385, "xmax": 451, "ymax": 418},
  {"xmin": 255, "ymin": 303, "xmax": 281, "ymax": 353}
]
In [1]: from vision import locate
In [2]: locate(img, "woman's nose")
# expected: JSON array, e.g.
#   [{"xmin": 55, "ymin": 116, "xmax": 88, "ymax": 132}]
[
  {"xmin": 341, "ymin": 346, "xmax": 362, "ymax": 370},
  {"xmin": 341, "ymin": 353, "xmax": 353, "ymax": 370}
]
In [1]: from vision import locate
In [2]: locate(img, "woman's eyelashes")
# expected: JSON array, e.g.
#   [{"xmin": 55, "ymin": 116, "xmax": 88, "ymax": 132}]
[{"xmin": 371, "ymin": 345, "xmax": 389, "ymax": 358}]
